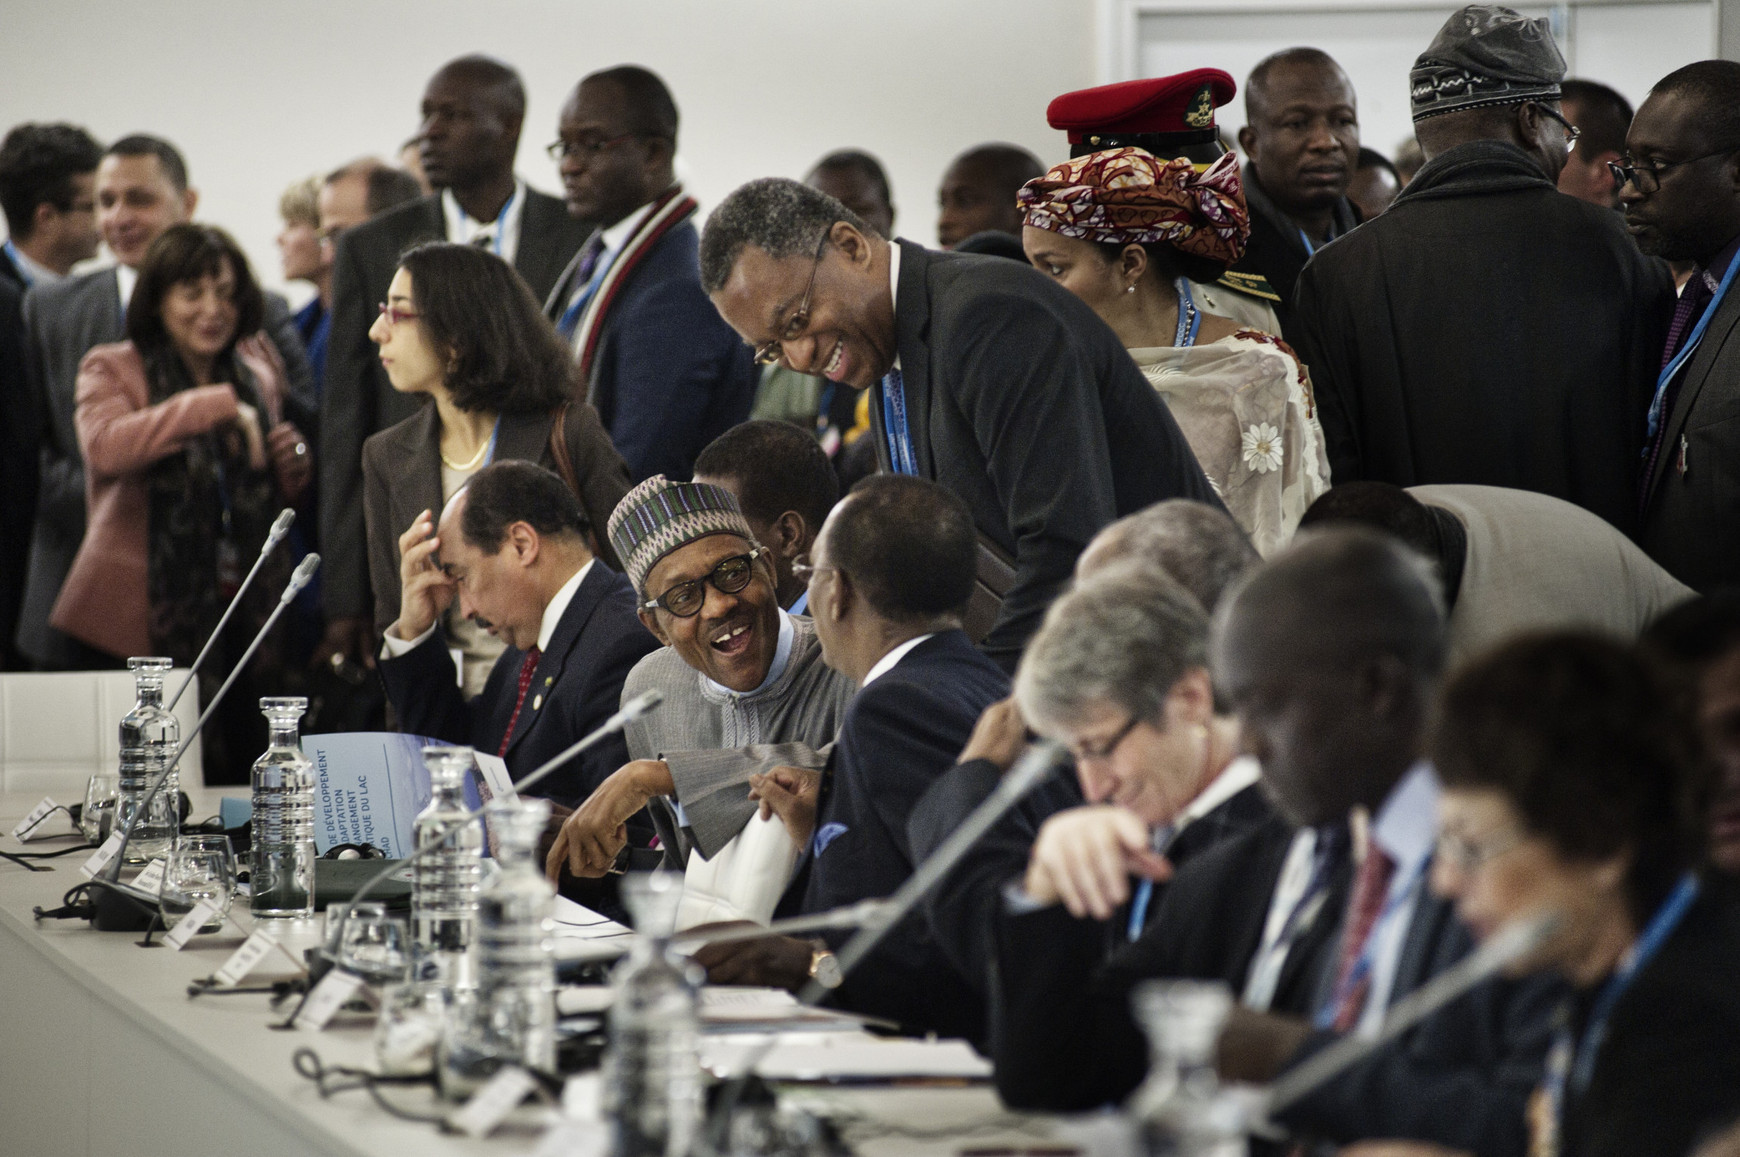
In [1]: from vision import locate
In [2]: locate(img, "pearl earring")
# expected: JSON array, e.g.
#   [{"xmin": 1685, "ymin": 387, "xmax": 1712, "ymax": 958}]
[{"xmin": 1125, "ymin": 284, "xmax": 1136, "ymax": 294}]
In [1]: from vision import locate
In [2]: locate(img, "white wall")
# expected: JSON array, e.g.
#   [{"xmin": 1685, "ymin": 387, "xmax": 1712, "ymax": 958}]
[{"xmin": 2, "ymin": 0, "xmax": 1097, "ymax": 301}]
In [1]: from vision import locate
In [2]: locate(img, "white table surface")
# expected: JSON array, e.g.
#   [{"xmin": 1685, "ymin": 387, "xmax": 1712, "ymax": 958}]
[{"xmin": 0, "ymin": 789, "xmax": 1070, "ymax": 1157}]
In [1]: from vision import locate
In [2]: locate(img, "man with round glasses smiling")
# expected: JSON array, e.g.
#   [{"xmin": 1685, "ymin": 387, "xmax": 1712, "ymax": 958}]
[{"xmin": 545, "ymin": 474, "xmax": 854, "ymax": 884}]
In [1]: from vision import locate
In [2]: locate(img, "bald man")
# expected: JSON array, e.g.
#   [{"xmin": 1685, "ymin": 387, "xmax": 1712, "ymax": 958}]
[
  {"xmin": 936, "ymin": 143, "xmax": 1044, "ymax": 249},
  {"xmin": 319, "ymin": 55, "xmax": 592, "ymax": 674}
]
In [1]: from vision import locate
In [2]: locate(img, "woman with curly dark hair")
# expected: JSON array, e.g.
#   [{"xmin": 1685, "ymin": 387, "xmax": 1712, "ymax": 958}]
[{"xmin": 362, "ymin": 242, "xmax": 628, "ymax": 694}]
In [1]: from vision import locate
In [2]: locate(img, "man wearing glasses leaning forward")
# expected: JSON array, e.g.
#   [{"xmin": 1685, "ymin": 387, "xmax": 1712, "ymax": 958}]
[
  {"xmin": 1291, "ymin": 4, "xmax": 1674, "ymax": 540},
  {"xmin": 546, "ymin": 475, "xmax": 854, "ymax": 886}
]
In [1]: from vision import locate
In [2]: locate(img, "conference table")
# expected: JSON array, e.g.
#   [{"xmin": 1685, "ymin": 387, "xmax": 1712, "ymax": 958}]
[{"xmin": 0, "ymin": 789, "xmax": 1083, "ymax": 1157}]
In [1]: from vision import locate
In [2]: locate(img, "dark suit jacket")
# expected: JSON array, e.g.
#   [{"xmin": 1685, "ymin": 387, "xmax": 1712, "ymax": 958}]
[
  {"xmin": 992, "ymin": 812, "xmax": 1342, "ymax": 1111},
  {"xmin": 545, "ymin": 218, "xmax": 755, "ymax": 482},
  {"xmin": 321, "ymin": 189, "xmax": 590, "ymax": 622},
  {"xmin": 1559, "ymin": 877, "xmax": 1740, "ymax": 1157},
  {"xmin": 1639, "ymin": 256, "xmax": 1740, "ymax": 591},
  {"xmin": 376, "ymin": 562, "xmax": 656, "ymax": 804},
  {"xmin": 793, "ymin": 631, "xmax": 1010, "ymax": 1044},
  {"xmin": 0, "ymin": 273, "xmax": 34, "ymax": 668},
  {"xmin": 870, "ymin": 241, "xmax": 1222, "ymax": 671},
  {"xmin": 360, "ymin": 401, "xmax": 630, "ymax": 634},
  {"xmin": 16, "ymin": 267, "xmax": 311, "ymax": 666},
  {"xmin": 1234, "ymin": 163, "xmax": 1361, "ymax": 340}
]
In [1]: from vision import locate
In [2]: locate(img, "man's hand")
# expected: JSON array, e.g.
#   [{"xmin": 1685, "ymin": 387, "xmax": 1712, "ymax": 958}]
[
  {"xmin": 1022, "ymin": 805, "xmax": 1172, "ymax": 920},
  {"xmin": 545, "ymin": 760, "xmax": 675, "ymax": 882},
  {"xmin": 959, "ymin": 697, "xmax": 1030, "ymax": 771},
  {"xmin": 388, "ymin": 510, "xmax": 454, "ymax": 644},
  {"xmin": 748, "ymin": 765, "xmax": 821, "ymax": 851},
  {"xmin": 1216, "ymin": 1006, "xmax": 1314, "ymax": 1084},
  {"xmin": 266, "ymin": 422, "xmax": 313, "ymax": 504},
  {"xmin": 313, "ymin": 615, "xmax": 376, "ymax": 671},
  {"xmin": 691, "ymin": 932, "xmax": 816, "ymax": 990}
]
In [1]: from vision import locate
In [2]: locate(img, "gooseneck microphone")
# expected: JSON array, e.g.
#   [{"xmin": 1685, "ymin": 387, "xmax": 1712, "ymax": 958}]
[
  {"xmin": 1260, "ymin": 909, "xmax": 1563, "ymax": 1122},
  {"xmin": 167, "ymin": 508, "xmax": 297, "ymax": 712},
  {"xmin": 700, "ymin": 739, "xmax": 1070, "ymax": 1148},
  {"xmin": 310, "ymin": 690, "xmax": 665, "ymax": 973},
  {"xmin": 89, "ymin": 555, "xmax": 321, "ymax": 929}
]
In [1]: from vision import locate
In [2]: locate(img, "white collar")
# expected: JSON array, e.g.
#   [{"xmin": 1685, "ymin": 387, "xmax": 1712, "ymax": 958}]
[
  {"xmin": 441, "ymin": 178, "xmax": 527, "ymax": 265},
  {"xmin": 115, "ymin": 263, "xmax": 138, "ymax": 317},
  {"xmin": 861, "ymin": 632, "xmax": 935, "ymax": 688},
  {"xmin": 536, "ymin": 559, "xmax": 593, "ymax": 653},
  {"xmin": 701, "ymin": 609, "xmax": 797, "ymax": 700},
  {"xmin": 599, "ymin": 199, "xmax": 656, "ymax": 259},
  {"xmin": 1175, "ymin": 753, "xmax": 1261, "ymax": 831},
  {"xmin": 1368, "ymin": 760, "xmax": 1440, "ymax": 872},
  {"xmin": 887, "ymin": 241, "xmax": 902, "ymax": 372}
]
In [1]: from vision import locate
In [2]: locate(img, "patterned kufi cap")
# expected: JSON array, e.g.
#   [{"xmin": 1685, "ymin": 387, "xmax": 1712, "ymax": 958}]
[{"xmin": 607, "ymin": 475, "xmax": 757, "ymax": 596}]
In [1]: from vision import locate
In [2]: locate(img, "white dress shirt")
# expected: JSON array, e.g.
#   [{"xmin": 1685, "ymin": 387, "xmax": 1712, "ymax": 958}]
[{"xmin": 442, "ymin": 178, "xmax": 527, "ymax": 266}]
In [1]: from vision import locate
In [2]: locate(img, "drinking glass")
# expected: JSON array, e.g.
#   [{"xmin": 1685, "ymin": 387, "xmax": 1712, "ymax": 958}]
[
  {"xmin": 338, "ymin": 902, "xmax": 411, "ymax": 985},
  {"xmin": 158, "ymin": 834, "xmax": 236, "ymax": 933},
  {"xmin": 82, "ymin": 774, "xmax": 118, "ymax": 843}
]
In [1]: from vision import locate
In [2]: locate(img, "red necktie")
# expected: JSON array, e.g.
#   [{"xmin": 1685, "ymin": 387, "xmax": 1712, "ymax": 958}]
[
  {"xmin": 1327, "ymin": 843, "xmax": 1397, "ymax": 1032},
  {"xmin": 498, "ymin": 646, "xmax": 540, "ymax": 757}
]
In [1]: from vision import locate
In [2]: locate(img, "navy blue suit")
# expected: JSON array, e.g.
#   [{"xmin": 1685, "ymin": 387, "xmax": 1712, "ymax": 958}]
[
  {"xmin": 551, "ymin": 219, "xmax": 755, "ymax": 482},
  {"xmin": 794, "ymin": 630, "xmax": 1009, "ymax": 1043},
  {"xmin": 377, "ymin": 564, "xmax": 657, "ymax": 806}
]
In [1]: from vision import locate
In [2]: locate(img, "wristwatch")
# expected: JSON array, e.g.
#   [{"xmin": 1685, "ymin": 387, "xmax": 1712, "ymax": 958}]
[{"xmin": 807, "ymin": 940, "xmax": 843, "ymax": 989}]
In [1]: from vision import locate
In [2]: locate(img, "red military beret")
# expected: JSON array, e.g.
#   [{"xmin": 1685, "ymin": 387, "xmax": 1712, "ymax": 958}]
[{"xmin": 1047, "ymin": 70, "xmax": 1237, "ymax": 158}]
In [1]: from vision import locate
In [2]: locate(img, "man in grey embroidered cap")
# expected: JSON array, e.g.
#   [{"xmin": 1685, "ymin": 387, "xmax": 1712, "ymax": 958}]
[
  {"xmin": 545, "ymin": 474, "xmax": 854, "ymax": 879},
  {"xmin": 1293, "ymin": 5, "xmax": 1672, "ymax": 537}
]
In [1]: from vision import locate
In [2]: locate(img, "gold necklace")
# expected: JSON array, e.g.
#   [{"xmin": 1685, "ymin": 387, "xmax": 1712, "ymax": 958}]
[{"xmin": 439, "ymin": 436, "xmax": 490, "ymax": 471}]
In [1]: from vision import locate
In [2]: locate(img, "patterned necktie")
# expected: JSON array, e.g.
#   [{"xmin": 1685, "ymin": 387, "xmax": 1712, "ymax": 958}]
[
  {"xmin": 1641, "ymin": 273, "xmax": 1716, "ymax": 504},
  {"xmin": 1326, "ymin": 843, "xmax": 1397, "ymax": 1032},
  {"xmin": 498, "ymin": 646, "xmax": 541, "ymax": 757},
  {"xmin": 557, "ymin": 236, "xmax": 608, "ymax": 340}
]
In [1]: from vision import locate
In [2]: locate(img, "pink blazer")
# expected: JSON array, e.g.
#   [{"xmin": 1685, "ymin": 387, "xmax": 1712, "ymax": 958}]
[{"xmin": 51, "ymin": 340, "xmax": 282, "ymax": 659}]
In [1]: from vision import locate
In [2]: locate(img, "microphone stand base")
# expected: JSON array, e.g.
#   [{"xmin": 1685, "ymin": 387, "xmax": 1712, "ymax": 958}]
[{"xmin": 88, "ymin": 879, "xmax": 161, "ymax": 932}]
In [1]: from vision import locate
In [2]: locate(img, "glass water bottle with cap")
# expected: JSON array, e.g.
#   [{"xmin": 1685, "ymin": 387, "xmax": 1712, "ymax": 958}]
[
  {"xmin": 439, "ymin": 796, "xmax": 556, "ymax": 1100},
  {"xmin": 117, "ymin": 656, "xmax": 180, "ymax": 863},
  {"xmin": 412, "ymin": 745, "xmax": 484, "ymax": 987},
  {"xmin": 1129, "ymin": 980, "xmax": 1247, "ymax": 1157},
  {"xmin": 250, "ymin": 697, "xmax": 316, "ymax": 918},
  {"xmin": 602, "ymin": 871, "xmax": 704, "ymax": 1157}
]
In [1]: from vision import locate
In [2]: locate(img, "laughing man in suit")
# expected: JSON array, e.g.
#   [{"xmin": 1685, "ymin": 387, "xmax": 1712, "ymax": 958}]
[
  {"xmin": 700, "ymin": 178, "xmax": 1221, "ymax": 672},
  {"xmin": 377, "ymin": 460, "xmax": 654, "ymax": 805},
  {"xmin": 319, "ymin": 55, "xmax": 591, "ymax": 672}
]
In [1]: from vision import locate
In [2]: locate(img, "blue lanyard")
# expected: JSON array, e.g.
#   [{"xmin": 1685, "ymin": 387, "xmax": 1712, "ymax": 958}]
[
  {"xmin": 1647, "ymin": 258, "xmax": 1740, "ymax": 443},
  {"xmin": 3, "ymin": 240, "xmax": 35, "ymax": 287},
  {"xmin": 1173, "ymin": 277, "xmax": 1201, "ymax": 349},
  {"xmin": 1126, "ymin": 824, "xmax": 1176, "ymax": 941},
  {"xmin": 1543, "ymin": 872, "xmax": 1700, "ymax": 1134},
  {"xmin": 481, "ymin": 185, "xmax": 516, "ymax": 257},
  {"xmin": 880, "ymin": 368, "xmax": 919, "ymax": 476},
  {"xmin": 1297, "ymin": 228, "xmax": 1316, "ymax": 258},
  {"xmin": 1314, "ymin": 852, "xmax": 1429, "ymax": 1030}
]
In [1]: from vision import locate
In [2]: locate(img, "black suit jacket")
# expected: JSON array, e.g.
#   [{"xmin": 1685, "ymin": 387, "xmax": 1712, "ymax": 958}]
[
  {"xmin": 376, "ymin": 562, "xmax": 656, "ymax": 805},
  {"xmin": 0, "ymin": 272, "xmax": 34, "ymax": 668},
  {"xmin": 1234, "ymin": 163, "xmax": 1361, "ymax": 340},
  {"xmin": 360, "ymin": 400, "xmax": 629, "ymax": 634},
  {"xmin": 793, "ymin": 631, "xmax": 1010, "ymax": 1044},
  {"xmin": 871, "ymin": 241, "xmax": 1222, "ymax": 670},
  {"xmin": 1639, "ymin": 257, "xmax": 1740, "ymax": 591},
  {"xmin": 320, "ymin": 189, "xmax": 590, "ymax": 622},
  {"xmin": 16, "ymin": 267, "xmax": 311, "ymax": 666},
  {"xmin": 545, "ymin": 218, "xmax": 756, "ymax": 482}
]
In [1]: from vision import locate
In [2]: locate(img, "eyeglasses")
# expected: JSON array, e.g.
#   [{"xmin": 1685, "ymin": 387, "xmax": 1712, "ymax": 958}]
[
  {"xmin": 545, "ymin": 134, "xmax": 642, "ymax": 163},
  {"xmin": 1434, "ymin": 826, "xmax": 1525, "ymax": 874},
  {"xmin": 752, "ymin": 233, "xmax": 830, "ymax": 367},
  {"xmin": 791, "ymin": 560, "xmax": 836, "ymax": 586},
  {"xmin": 1071, "ymin": 713, "xmax": 1142, "ymax": 764},
  {"xmin": 1532, "ymin": 102, "xmax": 1582, "ymax": 156},
  {"xmin": 641, "ymin": 548, "xmax": 767, "ymax": 617},
  {"xmin": 1607, "ymin": 147, "xmax": 1739, "ymax": 194},
  {"xmin": 377, "ymin": 302, "xmax": 420, "ymax": 327}
]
